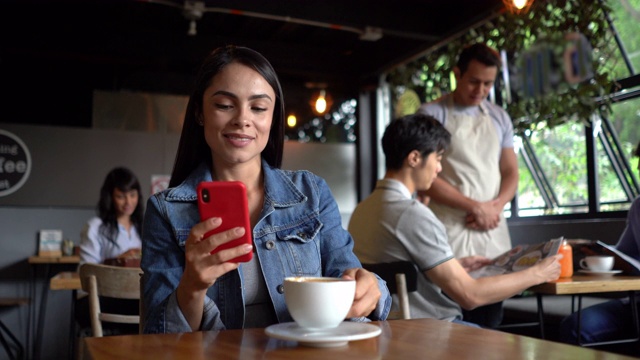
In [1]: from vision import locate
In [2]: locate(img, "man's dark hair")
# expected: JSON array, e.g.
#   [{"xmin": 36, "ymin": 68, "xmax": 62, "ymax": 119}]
[
  {"xmin": 382, "ymin": 113, "xmax": 451, "ymax": 171},
  {"xmin": 456, "ymin": 43, "xmax": 502, "ymax": 75}
]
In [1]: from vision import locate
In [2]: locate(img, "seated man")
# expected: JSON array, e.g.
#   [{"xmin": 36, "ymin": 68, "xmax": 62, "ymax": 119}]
[
  {"xmin": 348, "ymin": 113, "xmax": 561, "ymax": 325},
  {"xmin": 558, "ymin": 141, "xmax": 640, "ymax": 345}
]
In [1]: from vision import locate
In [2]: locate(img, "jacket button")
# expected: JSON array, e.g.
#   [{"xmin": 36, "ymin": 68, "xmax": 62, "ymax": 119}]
[
  {"xmin": 266, "ymin": 240, "xmax": 275, "ymax": 250},
  {"xmin": 298, "ymin": 232, "xmax": 306, "ymax": 239},
  {"xmin": 277, "ymin": 284, "xmax": 284, "ymax": 294}
]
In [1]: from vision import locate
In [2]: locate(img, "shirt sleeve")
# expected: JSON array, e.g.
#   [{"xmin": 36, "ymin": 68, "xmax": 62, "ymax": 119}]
[
  {"xmin": 395, "ymin": 202, "xmax": 454, "ymax": 272},
  {"xmin": 162, "ymin": 292, "xmax": 224, "ymax": 333},
  {"xmin": 485, "ymin": 101, "xmax": 514, "ymax": 149},
  {"xmin": 417, "ymin": 100, "xmax": 446, "ymax": 124},
  {"xmin": 79, "ymin": 219, "xmax": 103, "ymax": 265}
]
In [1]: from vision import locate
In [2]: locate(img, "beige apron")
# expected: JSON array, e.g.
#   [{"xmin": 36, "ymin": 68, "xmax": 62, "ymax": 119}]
[{"xmin": 429, "ymin": 96, "xmax": 512, "ymax": 258}]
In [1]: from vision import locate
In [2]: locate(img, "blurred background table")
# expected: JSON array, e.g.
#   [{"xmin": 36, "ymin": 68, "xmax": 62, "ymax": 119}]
[
  {"xmin": 50, "ymin": 271, "xmax": 81, "ymax": 290},
  {"xmin": 529, "ymin": 275, "xmax": 640, "ymax": 346}
]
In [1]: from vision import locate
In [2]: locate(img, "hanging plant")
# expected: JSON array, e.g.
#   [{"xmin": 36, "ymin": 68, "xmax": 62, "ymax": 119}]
[{"xmin": 387, "ymin": 0, "xmax": 618, "ymax": 135}]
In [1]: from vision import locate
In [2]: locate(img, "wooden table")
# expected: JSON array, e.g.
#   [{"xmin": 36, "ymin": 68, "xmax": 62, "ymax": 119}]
[
  {"xmin": 50, "ymin": 271, "xmax": 81, "ymax": 290},
  {"xmin": 84, "ymin": 318, "xmax": 637, "ymax": 360},
  {"xmin": 28, "ymin": 255, "xmax": 80, "ymax": 264},
  {"xmin": 530, "ymin": 274, "xmax": 640, "ymax": 294},
  {"xmin": 529, "ymin": 274, "xmax": 640, "ymax": 346}
]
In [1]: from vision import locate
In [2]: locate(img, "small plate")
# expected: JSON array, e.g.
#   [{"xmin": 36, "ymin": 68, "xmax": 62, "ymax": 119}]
[
  {"xmin": 264, "ymin": 321, "xmax": 381, "ymax": 347},
  {"xmin": 578, "ymin": 269, "xmax": 623, "ymax": 275}
]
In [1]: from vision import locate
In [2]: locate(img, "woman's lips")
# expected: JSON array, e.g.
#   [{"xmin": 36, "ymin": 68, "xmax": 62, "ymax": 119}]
[{"xmin": 224, "ymin": 133, "xmax": 254, "ymax": 146}]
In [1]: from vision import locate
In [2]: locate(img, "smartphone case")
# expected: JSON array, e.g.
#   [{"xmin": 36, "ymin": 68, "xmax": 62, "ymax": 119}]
[{"xmin": 196, "ymin": 181, "xmax": 253, "ymax": 263}]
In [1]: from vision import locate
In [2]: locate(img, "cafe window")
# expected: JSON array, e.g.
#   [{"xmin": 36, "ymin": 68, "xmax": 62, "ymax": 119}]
[
  {"xmin": 607, "ymin": 0, "xmax": 640, "ymax": 78},
  {"xmin": 386, "ymin": 0, "xmax": 640, "ymax": 218}
]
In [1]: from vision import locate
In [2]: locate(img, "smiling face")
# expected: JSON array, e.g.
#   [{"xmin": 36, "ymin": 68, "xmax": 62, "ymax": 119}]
[
  {"xmin": 201, "ymin": 62, "xmax": 276, "ymax": 170},
  {"xmin": 113, "ymin": 188, "xmax": 139, "ymax": 218},
  {"xmin": 452, "ymin": 59, "xmax": 498, "ymax": 107}
]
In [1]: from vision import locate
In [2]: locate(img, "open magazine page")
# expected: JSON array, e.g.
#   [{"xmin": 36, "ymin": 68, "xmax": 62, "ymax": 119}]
[{"xmin": 469, "ymin": 238, "xmax": 563, "ymax": 279}]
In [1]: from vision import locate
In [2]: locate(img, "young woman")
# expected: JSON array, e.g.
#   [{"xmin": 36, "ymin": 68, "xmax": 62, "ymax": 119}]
[
  {"xmin": 141, "ymin": 45, "xmax": 390, "ymax": 333},
  {"xmin": 79, "ymin": 167, "xmax": 144, "ymax": 264},
  {"xmin": 76, "ymin": 166, "xmax": 144, "ymax": 335}
]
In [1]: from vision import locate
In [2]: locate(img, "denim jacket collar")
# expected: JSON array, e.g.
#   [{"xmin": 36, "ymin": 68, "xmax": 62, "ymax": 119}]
[{"xmin": 164, "ymin": 159, "xmax": 308, "ymax": 208}]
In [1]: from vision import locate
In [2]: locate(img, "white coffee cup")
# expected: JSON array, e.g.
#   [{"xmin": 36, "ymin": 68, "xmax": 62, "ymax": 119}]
[
  {"xmin": 579, "ymin": 255, "xmax": 614, "ymax": 272},
  {"xmin": 284, "ymin": 276, "xmax": 355, "ymax": 329}
]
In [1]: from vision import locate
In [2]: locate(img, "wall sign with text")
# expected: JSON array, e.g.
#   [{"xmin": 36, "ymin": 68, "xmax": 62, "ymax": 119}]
[{"xmin": 0, "ymin": 129, "xmax": 32, "ymax": 197}]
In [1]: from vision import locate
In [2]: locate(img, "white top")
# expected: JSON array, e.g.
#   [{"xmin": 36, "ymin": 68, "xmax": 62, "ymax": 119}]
[
  {"xmin": 418, "ymin": 93, "xmax": 515, "ymax": 150},
  {"xmin": 79, "ymin": 216, "xmax": 141, "ymax": 264}
]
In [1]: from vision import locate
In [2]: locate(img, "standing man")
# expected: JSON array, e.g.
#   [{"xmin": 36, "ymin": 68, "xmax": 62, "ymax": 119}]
[
  {"xmin": 348, "ymin": 113, "xmax": 560, "ymax": 325},
  {"xmin": 417, "ymin": 43, "xmax": 519, "ymax": 327}
]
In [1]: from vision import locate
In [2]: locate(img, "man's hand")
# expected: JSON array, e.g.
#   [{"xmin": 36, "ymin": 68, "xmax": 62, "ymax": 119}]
[{"xmin": 466, "ymin": 199, "xmax": 502, "ymax": 230}]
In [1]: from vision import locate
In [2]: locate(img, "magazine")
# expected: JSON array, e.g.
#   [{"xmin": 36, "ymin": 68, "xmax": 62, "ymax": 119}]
[
  {"xmin": 468, "ymin": 237, "xmax": 563, "ymax": 278},
  {"xmin": 571, "ymin": 240, "xmax": 640, "ymax": 276}
]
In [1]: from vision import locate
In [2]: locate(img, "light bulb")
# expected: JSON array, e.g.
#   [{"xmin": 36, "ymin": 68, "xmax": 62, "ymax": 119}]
[
  {"xmin": 188, "ymin": 20, "xmax": 197, "ymax": 36},
  {"xmin": 315, "ymin": 90, "xmax": 327, "ymax": 114},
  {"xmin": 513, "ymin": 0, "xmax": 527, "ymax": 9},
  {"xmin": 287, "ymin": 115, "xmax": 297, "ymax": 127}
]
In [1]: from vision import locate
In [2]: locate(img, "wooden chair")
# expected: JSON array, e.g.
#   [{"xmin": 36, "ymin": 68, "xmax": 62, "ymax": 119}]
[
  {"xmin": 362, "ymin": 261, "xmax": 418, "ymax": 320},
  {"xmin": 78, "ymin": 263, "xmax": 143, "ymax": 337}
]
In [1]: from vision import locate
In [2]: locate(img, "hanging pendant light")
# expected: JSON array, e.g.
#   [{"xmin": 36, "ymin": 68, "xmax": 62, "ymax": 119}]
[
  {"xmin": 502, "ymin": 0, "xmax": 534, "ymax": 14},
  {"xmin": 309, "ymin": 89, "xmax": 333, "ymax": 116}
]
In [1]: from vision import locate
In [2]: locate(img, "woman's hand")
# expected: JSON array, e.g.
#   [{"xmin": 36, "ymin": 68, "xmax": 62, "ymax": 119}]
[
  {"xmin": 117, "ymin": 248, "xmax": 141, "ymax": 259},
  {"xmin": 176, "ymin": 217, "xmax": 253, "ymax": 330},
  {"xmin": 342, "ymin": 268, "xmax": 381, "ymax": 318},
  {"xmin": 180, "ymin": 217, "xmax": 252, "ymax": 293}
]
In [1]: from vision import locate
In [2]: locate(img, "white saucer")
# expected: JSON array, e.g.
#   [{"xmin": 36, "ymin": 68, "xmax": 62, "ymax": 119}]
[
  {"xmin": 264, "ymin": 322, "xmax": 381, "ymax": 347},
  {"xmin": 578, "ymin": 269, "xmax": 623, "ymax": 275}
]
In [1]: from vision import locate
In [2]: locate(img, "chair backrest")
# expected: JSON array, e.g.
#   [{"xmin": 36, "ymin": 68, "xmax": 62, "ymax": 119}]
[
  {"xmin": 362, "ymin": 261, "xmax": 418, "ymax": 320},
  {"xmin": 79, "ymin": 263, "xmax": 143, "ymax": 337}
]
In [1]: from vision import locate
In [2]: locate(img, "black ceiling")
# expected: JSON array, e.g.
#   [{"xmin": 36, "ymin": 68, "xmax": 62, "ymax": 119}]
[{"xmin": 0, "ymin": 0, "xmax": 504, "ymax": 126}]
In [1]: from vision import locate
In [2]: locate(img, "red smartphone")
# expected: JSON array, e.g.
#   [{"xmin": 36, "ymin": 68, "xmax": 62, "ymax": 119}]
[{"xmin": 196, "ymin": 181, "xmax": 253, "ymax": 263}]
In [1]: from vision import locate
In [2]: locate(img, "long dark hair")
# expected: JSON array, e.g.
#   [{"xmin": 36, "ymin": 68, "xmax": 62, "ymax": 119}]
[
  {"xmin": 169, "ymin": 45, "xmax": 286, "ymax": 187},
  {"xmin": 97, "ymin": 167, "xmax": 144, "ymax": 246}
]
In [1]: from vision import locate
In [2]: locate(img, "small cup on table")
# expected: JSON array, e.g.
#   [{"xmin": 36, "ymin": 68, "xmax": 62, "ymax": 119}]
[
  {"xmin": 580, "ymin": 255, "xmax": 614, "ymax": 272},
  {"xmin": 283, "ymin": 276, "xmax": 355, "ymax": 329}
]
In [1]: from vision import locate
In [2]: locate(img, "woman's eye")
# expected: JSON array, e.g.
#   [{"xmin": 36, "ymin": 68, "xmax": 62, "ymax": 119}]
[
  {"xmin": 252, "ymin": 107, "xmax": 267, "ymax": 112},
  {"xmin": 215, "ymin": 103, "xmax": 232, "ymax": 110}
]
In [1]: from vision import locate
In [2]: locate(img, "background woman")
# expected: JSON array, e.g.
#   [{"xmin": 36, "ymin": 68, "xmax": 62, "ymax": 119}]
[
  {"xmin": 141, "ymin": 45, "xmax": 390, "ymax": 333},
  {"xmin": 76, "ymin": 166, "xmax": 144, "ymax": 335},
  {"xmin": 79, "ymin": 166, "xmax": 144, "ymax": 264}
]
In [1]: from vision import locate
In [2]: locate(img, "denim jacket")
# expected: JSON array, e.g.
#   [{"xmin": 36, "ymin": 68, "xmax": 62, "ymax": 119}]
[{"xmin": 141, "ymin": 160, "xmax": 391, "ymax": 333}]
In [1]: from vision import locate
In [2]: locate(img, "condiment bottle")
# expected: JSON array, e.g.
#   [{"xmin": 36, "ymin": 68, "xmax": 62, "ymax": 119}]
[{"xmin": 559, "ymin": 240, "xmax": 573, "ymax": 278}]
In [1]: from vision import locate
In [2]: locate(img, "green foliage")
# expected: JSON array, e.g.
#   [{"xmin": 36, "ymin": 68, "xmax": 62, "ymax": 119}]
[{"xmin": 387, "ymin": 0, "xmax": 618, "ymax": 135}]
